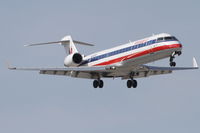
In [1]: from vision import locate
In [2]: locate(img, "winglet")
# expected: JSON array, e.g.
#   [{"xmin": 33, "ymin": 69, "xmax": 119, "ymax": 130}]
[
  {"xmin": 6, "ymin": 61, "xmax": 16, "ymax": 70},
  {"xmin": 193, "ymin": 57, "xmax": 198, "ymax": 68}
]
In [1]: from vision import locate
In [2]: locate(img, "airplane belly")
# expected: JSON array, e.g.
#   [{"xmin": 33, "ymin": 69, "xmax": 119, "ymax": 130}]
[{"xmin": 122, "ymin": 48, "xmax": 175, "ymax": 66}]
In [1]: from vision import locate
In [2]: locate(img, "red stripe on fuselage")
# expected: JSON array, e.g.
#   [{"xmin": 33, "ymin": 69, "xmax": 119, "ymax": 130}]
[{"xmin": 93, "ymin": 44, "xmax": 182, "ymax": 66}]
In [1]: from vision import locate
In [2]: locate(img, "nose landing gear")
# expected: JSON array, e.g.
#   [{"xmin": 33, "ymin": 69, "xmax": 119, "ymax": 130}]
[
  {"xmin": 170, "ymin": 61, "xmax": 176, "ymax": 67},
  {"xmin": 169, "ymin": 51, "xmax": 182, "ymax": 67}
]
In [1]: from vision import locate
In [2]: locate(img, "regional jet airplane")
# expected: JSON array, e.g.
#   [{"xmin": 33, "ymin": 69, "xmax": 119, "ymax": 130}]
[{"xmin": 8, "ymin": 33, "xmax": 198, "ymax": 88}]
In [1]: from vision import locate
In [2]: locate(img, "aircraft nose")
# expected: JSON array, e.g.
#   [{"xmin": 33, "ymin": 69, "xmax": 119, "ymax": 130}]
[
  {"xmin": 180, "ymin": 43, "xmax": 183, "ymax": 48},
  {"xmin": 179, "ymin": 43, "xmax": 182, "ymax": 48}
]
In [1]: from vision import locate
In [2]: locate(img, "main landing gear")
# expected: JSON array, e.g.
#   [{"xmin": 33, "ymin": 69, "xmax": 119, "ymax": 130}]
[
  {"xmin": 127, "ymin": 79, "xmax": 137, "ymax": 88},
  {"xmin": 93, "ymin": 79, "xmax": 104, "ymax": 88},
  {"xmin": 92, "ymin": 79, "xmax": 138, "ymax": 88},
  {"xmin": 169, "ymin": 51, "xmax": 182, "ymax": 67}
]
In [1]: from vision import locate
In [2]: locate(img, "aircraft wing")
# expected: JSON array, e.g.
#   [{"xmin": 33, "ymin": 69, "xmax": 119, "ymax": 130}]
[
  {"xmin": 8, "ymin": 58, "xmax": 198, "ymax": 79},
  {"xmin": 8, "ymin": 65, "xmax": 115, "ymax": 79},
  {"xmin": 122, "ymin": 57, "xmax": 198, "ymax": 79}
]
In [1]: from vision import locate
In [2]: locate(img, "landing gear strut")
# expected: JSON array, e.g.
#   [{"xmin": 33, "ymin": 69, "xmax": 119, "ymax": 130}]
[
  {"xmin": 169, "ymin": 51, "xmax": 182, "ymax": 67},
  {"xmin": 127, "ymin": 79, "xmax": 137, "ymax": 88},
  {"xmin": 93, "ymin": 79, "xmax": 104, "ymax": 88}
]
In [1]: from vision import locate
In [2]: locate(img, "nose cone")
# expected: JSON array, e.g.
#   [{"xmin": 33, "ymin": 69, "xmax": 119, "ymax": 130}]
[
  {"xmin": 176, "ymin": 39, "xmax": 182, "ymax": 48},
  {"xmin": 179, "ymin": 43, "xmax": 182, "ymax": 48}
]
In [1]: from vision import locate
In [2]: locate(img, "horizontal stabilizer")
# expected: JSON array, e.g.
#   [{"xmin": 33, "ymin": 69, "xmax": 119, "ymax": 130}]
[
  {"xmin": 24, "ymin": 41, "xmax": 62, "ymax": 47},
  {"xmin": 25, "ymin": 39, "xmax": 94, "ymax": 47}
]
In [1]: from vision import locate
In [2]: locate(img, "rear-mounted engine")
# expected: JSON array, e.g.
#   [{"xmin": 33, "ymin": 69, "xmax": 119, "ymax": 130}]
[{"xmin": 64, "ymin": 53, "xmax": 83, "ymax": 67}]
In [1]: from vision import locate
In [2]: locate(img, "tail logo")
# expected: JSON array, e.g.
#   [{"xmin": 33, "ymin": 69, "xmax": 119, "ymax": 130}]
[{"xmin": 69, "ymin": 47, "xmax": 73, "ymax": 54}]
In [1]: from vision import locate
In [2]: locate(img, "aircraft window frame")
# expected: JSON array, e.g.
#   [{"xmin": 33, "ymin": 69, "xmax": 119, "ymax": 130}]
[
  {"xmin": 172, "ymin": 36, "xmax": 178, "ymax": 41},
  {"xmin": 157, "ymin": 37, "xmax": 164, "ymax": 42},
  {"xmin": 147, "ymin": 41, "xmax": 151, "ymax": 45},
  {"xmin": 138, "ymin": 43, "xmax": 142, "ymax": 48},
  {"xmin": 164, "ymin": 36, "xmax": 173, "ymax": 41}
]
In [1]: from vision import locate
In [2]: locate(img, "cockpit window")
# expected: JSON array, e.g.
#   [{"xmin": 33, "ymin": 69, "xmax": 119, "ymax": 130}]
[
  {"xmin": 172, "ymin": 36, "xmax": 178, "ymax": 41},
  {"xmin": 165, "ymin": 37, "xmax": 173, "ymax": 40},
  {"xmin": 157, "ymin": 37, "xmax": 164, "ymax": 42},
  {"xmin": 164, "ymin": 36, "xmax": 178, "ymax": 41},
  {"xmin": 157, "ymin": 36, "xmax": 178, "ymax": 42}
]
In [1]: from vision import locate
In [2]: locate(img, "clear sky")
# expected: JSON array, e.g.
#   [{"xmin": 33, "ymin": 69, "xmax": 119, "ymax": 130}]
[{"xmin": 0, "ymin": 0, "xmax": 200, "ymax": 133}]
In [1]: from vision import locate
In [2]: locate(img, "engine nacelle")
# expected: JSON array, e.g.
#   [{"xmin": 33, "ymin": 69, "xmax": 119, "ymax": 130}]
[{"xmin": 64, "ymin": 53, "xmax": 83, "ymax": 67}]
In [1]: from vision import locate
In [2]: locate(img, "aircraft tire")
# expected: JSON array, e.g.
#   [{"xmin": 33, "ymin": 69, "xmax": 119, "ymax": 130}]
[
  {"xmin": 93, "ymin": 80, "xmax": 99, "ymax": 88},
  {"xmin": 170, "ymin": 62, "xmax": 176, "ymax": 67},
  {"xmin": 127, "ymin": 80, "xmax": 132, "ymax": 88},
  {"xmin": 99, "ymin": 80, "xmax": 104, "ymax": 88},
  {"xmin": 132, "ymin": 80, "xmax": 137, "ymax": 88}
]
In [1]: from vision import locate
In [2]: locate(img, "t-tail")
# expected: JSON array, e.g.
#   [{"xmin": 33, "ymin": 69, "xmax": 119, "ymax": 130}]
[
  {"xmin": 61, "ymin": 36, "xmax": 78, "ymax": 54},
  {"xmin": 25, "ymin": 35, "xmax": 94, "ymax": 67}
]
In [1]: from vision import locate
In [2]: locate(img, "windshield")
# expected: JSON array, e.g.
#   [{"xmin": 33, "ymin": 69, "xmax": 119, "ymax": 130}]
[
  {"xmin": 164, "ymin": 36, "xmax": 178, "ymax": 41},
  {"xmin": 157, "ymin": 36, "xmax": 178, "ymax": 42}
]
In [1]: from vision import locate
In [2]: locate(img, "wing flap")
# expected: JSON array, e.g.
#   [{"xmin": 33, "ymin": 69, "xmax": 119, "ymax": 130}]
[
  {"xmin": 122, "ymin": 57, "xmax": 198, "ymax": 79},
  {"xmin": 39, "ymin": 69, "xmax": 106, "ymax": 79},
  {"xmin": 8, "ymin": 64, "xmax": 113, "ymax": 79},
  {"xmin": 122, "ymin": 69, "xmax": 172, "ymax": 79}
]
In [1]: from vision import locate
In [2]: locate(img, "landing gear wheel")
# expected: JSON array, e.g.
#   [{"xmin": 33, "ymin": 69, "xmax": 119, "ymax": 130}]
[
  {"xmin": 93, "ymin": 79, "xmax": 104, "ymax": 88},
  {"xmin": 132, "ymin": 80, "xmax": 137, "ymax": 88},
  {"xmin": 93, "ymin": 80, "xmax": 99, "ymax": 88},
  {"xmin": 169, "ymin": 51, "xmax": 181, "ymax": 67},
  {"xmin": 99, "ymin": 80, "xmax": 104, "ymax": 88},
  {"xmin": 127, "ymin": 80, "xmax": 132, "ymax": 88},
  {"xmin": 170, "ymin": 62, "xmax": 176, "ymax": 67},
  {"xmin": 127, "ymin": 79, "xmax": 138, "ymax": 88}
]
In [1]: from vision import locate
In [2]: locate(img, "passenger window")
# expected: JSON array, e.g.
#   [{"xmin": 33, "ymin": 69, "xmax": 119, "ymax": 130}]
[{"xmin": 147, "ymin": 41, "xmax": 151, "ymax": 45}]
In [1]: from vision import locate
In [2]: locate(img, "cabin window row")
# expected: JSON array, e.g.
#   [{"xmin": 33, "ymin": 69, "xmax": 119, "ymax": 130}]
[{"xmin": 90, "ymin": 39, "xmax": 157, "ymax": 62}]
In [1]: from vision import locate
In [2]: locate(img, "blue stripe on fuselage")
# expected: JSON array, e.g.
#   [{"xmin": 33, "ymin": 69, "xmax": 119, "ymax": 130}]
[{"xmin": 80, "ymin": 39, "xmax": 174, "ymax": 66}]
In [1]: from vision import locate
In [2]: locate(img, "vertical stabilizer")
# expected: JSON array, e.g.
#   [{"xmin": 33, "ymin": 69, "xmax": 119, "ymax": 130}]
[{"xmin": 61, "ymin": 36, "xmax": 78, "ymax": 54}]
